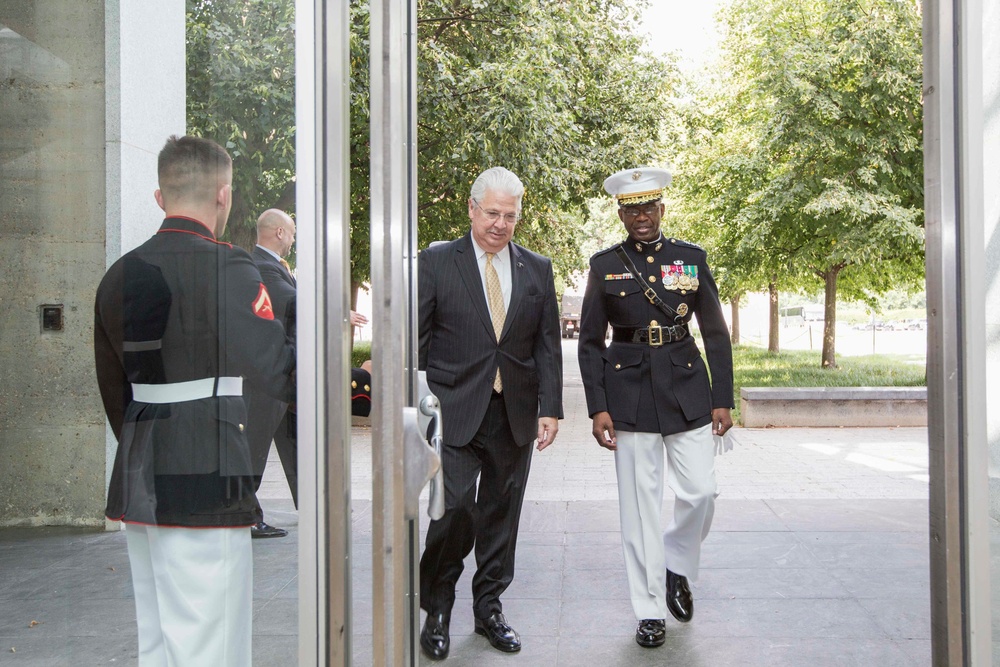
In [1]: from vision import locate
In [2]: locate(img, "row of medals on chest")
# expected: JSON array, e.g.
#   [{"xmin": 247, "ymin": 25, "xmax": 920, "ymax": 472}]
[{"xmin": 637, "ymin": 241, "xmax": 697, "ymax": 315}]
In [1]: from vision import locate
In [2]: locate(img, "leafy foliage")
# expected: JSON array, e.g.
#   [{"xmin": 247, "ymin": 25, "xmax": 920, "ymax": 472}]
[
  {"xmin": 406, "ymin": 0, "xmax": 674, "ymax": 282},
  {"xmin": 189, "ymin": 0, "xmax": 675, "ymax": 287},
  {"xmin": 188, "ymin": 0, "xmax": 297, "ymax": 252},
  {"xmin": 674, "ymin": 0, "xmax": 924, "ymax": 367}
]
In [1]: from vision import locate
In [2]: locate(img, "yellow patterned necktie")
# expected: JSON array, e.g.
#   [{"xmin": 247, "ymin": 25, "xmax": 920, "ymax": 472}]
[
  {"xmin": 485, "ymin": 253, "xmax": 506, "ymax": 392},
  {"xmin": 279, "ymin": 257, "xmax": 292, "ymax": 276}
]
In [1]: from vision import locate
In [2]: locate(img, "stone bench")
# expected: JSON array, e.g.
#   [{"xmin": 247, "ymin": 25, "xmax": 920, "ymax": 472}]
[{"xmin": 739, "ymin": 387, "xmax": 927, "ymax": 428}]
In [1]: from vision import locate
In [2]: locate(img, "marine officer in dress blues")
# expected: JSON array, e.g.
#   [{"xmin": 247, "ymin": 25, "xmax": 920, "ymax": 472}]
[{"xmin": 577, "ymin": 167, "xmax": 734, "ymax": 648}]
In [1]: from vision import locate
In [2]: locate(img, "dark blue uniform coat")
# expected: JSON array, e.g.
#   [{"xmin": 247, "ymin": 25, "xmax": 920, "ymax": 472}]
[
  {"xmin": 578, "ymin": 236, "xmax": 734, "ymax": 435},
  {"xmin": 94, "ymin": 217, "xmax": 295, "ymax": 527}
]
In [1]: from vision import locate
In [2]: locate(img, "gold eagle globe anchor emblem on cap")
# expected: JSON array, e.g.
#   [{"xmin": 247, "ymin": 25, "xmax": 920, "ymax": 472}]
[{"xmin": 632, "ymin": 170, "xmax": 642, "ymax": 180}]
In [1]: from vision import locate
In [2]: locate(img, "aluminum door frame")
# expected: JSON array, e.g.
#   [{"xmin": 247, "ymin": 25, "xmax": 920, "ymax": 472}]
[
  {"xmin": 289, "ymin": 0, "xmax": 998, "ymax": 664},
  {"xmin": 369, "ymin": 0, "xmax": 422, "ymax": 663},
  {"xmin": 296, "ymin": 0, "xmax": 353, "ymax": 664},
  {"xmin": 924, "ymin": 0, "xmax": 990, "ymax": 664}
]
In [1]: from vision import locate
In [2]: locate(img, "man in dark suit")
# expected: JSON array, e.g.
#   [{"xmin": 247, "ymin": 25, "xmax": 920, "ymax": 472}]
[
  {"xmin": 246, "ymin": 209, "xmax": 299, "ymax": 538},
  {"xmin": 246, "ymin": 209, "xmax": 373, "ymax": 539},
  {"xmin": 417, "ymin": 167, "xmax": 563, "ymax": 660},
  {"xmin": 577, "ymin": 167, "xmax": 734, "ymax": 648}
]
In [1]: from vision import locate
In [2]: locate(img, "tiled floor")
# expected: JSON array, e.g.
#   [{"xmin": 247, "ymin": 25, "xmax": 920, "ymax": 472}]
[{"xmin": 0, "ymin": 339, "xmax": 936, "ymax": 665}]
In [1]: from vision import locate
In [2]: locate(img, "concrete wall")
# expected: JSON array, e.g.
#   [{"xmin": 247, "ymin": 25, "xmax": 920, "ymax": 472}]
[
  {"xmin": 105, "ymin": 0, "xmax": 185, "ymax": 261},
  {"xmin": 0, "ymin": 1, "xmax": 183, "ymax": 526},
  {"xmin": 103, "ymin": 0, "xmax": 185, "ymax": 524},
  {"xmin": 740, "ymin": 387, "xmax": 928, "ymax": 428}
]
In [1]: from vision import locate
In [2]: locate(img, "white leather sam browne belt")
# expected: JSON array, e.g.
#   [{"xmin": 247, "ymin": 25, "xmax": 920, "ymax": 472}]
[{"xmin": 130, "ymin": 377, "xmax": 243, "ymax": 404}]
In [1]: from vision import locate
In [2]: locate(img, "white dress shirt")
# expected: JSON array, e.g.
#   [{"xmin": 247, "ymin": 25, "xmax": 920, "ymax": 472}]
[{"xmin": 255, "ymin": 244, "xmax": 282, "ymax": 263}]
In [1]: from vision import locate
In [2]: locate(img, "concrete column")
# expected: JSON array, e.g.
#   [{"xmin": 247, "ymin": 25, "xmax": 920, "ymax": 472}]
[
  {"xmin": 0, "ymin": 1, "xmax": 183, "ymax": 527},
  {"xmin": 104, "ymin": 0, "xmax": 185, "ymax": 527}
]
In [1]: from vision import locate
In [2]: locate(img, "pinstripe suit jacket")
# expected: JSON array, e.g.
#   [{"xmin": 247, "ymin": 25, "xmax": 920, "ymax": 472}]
[{"xmin": 418, "ymin": 233, "xmax": 563, "ymax": 447}]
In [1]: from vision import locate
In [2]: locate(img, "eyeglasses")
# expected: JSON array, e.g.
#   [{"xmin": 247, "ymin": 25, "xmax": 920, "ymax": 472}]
[
  {"xmin": 620, "ymin": 203, "xmax": 661, "ymax": 220},
  {"xmin": 472, "ymin": 199, "xmax": 519, "ymax": 225}
]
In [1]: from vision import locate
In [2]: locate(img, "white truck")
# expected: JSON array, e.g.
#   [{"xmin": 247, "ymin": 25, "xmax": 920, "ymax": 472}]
[{"xmin": 560, "ymin": 294, "xmax": 584, "ymax": 339}]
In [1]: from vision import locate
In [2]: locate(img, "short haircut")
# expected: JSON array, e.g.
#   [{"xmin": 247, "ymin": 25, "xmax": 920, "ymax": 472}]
[
  {"xmin": 470, "ymin": 167, "xmax": 524, "ymax": 211},
  {"xmin": 157, "ymin": 135, "xmax": 232, "ymax": 205}
]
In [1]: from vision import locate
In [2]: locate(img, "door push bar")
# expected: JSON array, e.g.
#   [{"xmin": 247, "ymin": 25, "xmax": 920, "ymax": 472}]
[{"xmin": 402, "ymin": 371, "xmax": 445, "ymax": 520}]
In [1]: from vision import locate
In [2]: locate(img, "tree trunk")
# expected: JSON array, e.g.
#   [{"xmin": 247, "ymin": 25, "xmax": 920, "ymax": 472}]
[
  {"xmin": 225, "ymin": 191, "xmax": 256, "ymax": 251},
  {"xmin": 729, "ymin": 294, "xmax": 741, "ymax": 346},
  {"xmin": 768, "ymin": 279, "xmax": 779, "ymax": 353},
  {"xmin": 821, "ymin": 269, "xmax": 840, "ymax": 368}
]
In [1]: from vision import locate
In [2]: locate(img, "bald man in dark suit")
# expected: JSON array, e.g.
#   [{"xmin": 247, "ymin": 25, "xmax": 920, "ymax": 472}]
[
  {"xmin": 246, "ymin": 209, "xmax": 298, "ymax": 538},
  {"xmin": 417, "ymin": 167, "xmax": 563, "ymax": 660},
  {"xmin": 246, "ymin": 210, "xmax": 373, "ymax": 540}
]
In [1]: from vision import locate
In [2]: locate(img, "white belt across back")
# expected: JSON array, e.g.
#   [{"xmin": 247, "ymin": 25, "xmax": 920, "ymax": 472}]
[{"xmin": 131, "ymin": 377, "xmax": 243, "ymax": 404}]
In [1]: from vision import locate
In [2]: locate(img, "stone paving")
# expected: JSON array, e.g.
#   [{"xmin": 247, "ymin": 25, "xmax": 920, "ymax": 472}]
[{"xmin": 0, "ymin": 338, "xmax": 935, "ymax": 665}]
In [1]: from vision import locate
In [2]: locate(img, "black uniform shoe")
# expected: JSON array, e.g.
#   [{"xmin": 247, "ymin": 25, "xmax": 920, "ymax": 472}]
[
  {"xmin": 250, "ymin": 522, "xmax": 288, "ymax": 539},
  {"xmin": 474, "ymin": 612, "xmax": 521, "ymax": 653},
  {"xmin": 635, "ymin": 619, "xmax": 666, "ymax": 647},
  {"xmin": 666, "ymin": 569, "xmax": 693, "ymax": 622},
  {"xmin": 420, "ymin": 612, "xmax": 450, "ymax": 661}
]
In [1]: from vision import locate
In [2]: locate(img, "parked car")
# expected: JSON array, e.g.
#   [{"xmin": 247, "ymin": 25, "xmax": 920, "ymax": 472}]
[{"xmin": 853, "ymin": 320, "xmax": 890, "ymax": 331}]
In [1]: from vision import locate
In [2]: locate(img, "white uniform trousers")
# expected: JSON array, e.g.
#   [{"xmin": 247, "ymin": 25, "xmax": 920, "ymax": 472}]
[
  {"xmin": 614, "ymin": 424, "xmax": 718, "ymax": 620},
  {"xmin": 125, "ymin": 523, "xmax": 253, "ymax": 667}
]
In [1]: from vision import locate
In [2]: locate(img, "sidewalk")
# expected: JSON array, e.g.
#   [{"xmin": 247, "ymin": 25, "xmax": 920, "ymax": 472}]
[{"xmin": 0, "ymin": 339, "xmax": 931, "ymax": 665}]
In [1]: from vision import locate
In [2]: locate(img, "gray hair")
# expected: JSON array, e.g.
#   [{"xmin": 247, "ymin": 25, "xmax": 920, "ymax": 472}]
[{"xmin": 470, "ymin": 167, "xmax": 525, "ymax": 210}]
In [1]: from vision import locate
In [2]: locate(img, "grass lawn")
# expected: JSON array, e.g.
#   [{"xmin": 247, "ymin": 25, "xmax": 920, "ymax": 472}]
[
  {"xmin": 352, "ymin": 341, "xmax": 372, "ymax": 369},
  {"xmin": 731, "ymin": 344, "xmax": 926, "ymax": 422}
]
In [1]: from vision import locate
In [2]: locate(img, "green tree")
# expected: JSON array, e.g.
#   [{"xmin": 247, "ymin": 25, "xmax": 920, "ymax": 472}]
[
  {"xmin": 353, "ymin": 0, "xmax": 676, "ymax": 291},
  {"xmin": 187, "ymin": 0, "xmax": 297, "ymax": 252},
  {"xmin": 411, "ymin": 0, "xmax": 675, "ymax": 282},
  {"xmin": 672, "ymin": 69, "xmax": 799, "ymax": 351},
  {"xmin": 189, "ymin": 0, "xmax": 676, "ymax": 294},
  {"xmin": 678, "ymin": 0, "xmax": 923, "ymax": 367}
]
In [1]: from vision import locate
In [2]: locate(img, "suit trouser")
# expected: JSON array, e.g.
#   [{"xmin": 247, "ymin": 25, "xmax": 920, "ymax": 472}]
[
  {"xmin": 272, "ymin": 411, "xmax": 298, "ymax": 507},
  {"xmin": 419, "ymin": 392, "xmax": 533, "ymax": 620},
  {"xmin": 125, "ymin": 523, "xmax": 252, "ymax": 667},
  {"xmin": 614, "ymin": 424, "xmax": 717, "ymax": 620},
  {"xmin": 251, "ymin": 410, "xmax": 297, "ymax": 521}
]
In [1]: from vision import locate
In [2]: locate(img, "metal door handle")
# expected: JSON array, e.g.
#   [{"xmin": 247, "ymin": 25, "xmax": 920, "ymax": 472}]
[
  {"xmin": 402, "ymin": 371, "xmax": 444, "ymax": 520},
  {"xmin": 419, "ymin": 393, "xmax": 445, "ymax": 520}
]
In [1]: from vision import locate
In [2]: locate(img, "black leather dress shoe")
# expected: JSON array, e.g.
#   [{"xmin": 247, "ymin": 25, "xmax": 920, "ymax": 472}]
[
  {"xmin": 420, "ymin": 612, "xmax": 450, "ymax": 660},
  {"xmin": 250, "ymin": 522, "xmax": 288, "ymax": 539},
  {"xmin": 474, "ymin": 612, "xmax": 521, "ymax": 653},
  {"xmin": 635, "ymin": 618, "xmax": 666, "ymax": 647},
  {"xmin": 666, "ymin": 569, "xmax": 693, "ymax": 622}
]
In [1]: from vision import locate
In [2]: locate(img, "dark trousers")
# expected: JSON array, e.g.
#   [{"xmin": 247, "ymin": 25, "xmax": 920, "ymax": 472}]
[
  {"xmin": 273, "ymin": 412, "xmax": 297, "ymax": 507},
  {"xmin": 252, "ymin": 410, "xmax": 298, "ymax": 521},
  {"xmin": 419, "ymin": 393, "xmax": 533, "ymax": 621}
]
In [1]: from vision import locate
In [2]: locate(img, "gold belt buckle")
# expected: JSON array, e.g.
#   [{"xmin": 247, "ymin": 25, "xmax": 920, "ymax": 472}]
[{"xmin": 648, "ymin": 325, "xmax": 663, "ymax": 347}]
